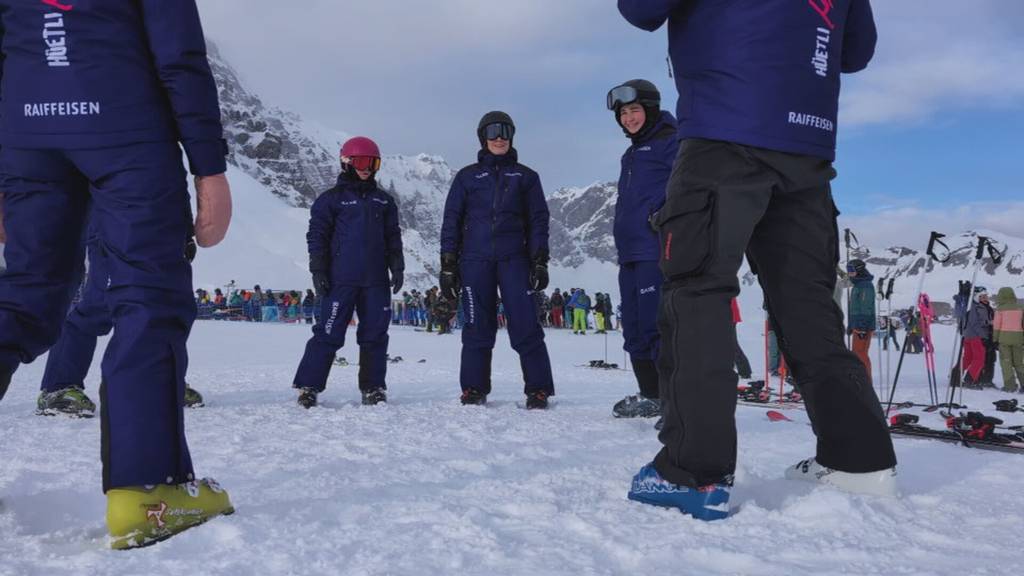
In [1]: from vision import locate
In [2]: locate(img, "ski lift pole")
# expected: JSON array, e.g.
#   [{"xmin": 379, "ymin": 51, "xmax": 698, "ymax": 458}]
[{"xmin": 886, "ymin": 231, "xmax": 947, "ymax": 415}]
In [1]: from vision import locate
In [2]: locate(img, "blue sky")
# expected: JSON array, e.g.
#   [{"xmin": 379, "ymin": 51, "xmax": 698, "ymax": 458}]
[{"xmin": 201, "ymin": 1, "xmax": 1023, "ymax": 243}]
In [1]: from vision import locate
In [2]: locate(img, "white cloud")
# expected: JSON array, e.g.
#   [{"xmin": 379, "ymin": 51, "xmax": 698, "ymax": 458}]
[
  {"xmin": 841, "ymin": 1, "xmax": 1024, "ymax": 127},
  {"xmin": 839, "ymin": 201, "xmax": 1024, "ymax": 249},
  {"xmin": 198, "ymin": 1, "xmax": 1023, "ymax": 190}
]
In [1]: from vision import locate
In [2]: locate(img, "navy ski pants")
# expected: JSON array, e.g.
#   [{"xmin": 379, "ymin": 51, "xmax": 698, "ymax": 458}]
[
  {"xmin": 459, "ymin": 258, "xmax": 554, "ymax": 395},
  {"xmin": 0, "ymin": 144, "xmax": 197, "ymax": 492},
  {"xmin": 618, "ymin": 261, "xmax": 662, "ymax": 363},
  {"xmin": 40, "ymin": 240, "xmax": 113, "ymax": 393},
  {"xmin": 293, "ymin": 285, "xmax": 392, "ymax": 393}
]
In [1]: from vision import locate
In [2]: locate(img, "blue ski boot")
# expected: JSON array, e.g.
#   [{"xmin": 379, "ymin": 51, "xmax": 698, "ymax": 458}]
[{"xmin": 628, "ymin": 463, "xmax": 731, "ymax": 521}]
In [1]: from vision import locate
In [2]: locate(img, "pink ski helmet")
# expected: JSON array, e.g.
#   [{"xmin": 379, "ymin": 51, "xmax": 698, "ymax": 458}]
[{"xmin": 340, "ymin": 136, "xmax": 382, "ymax": 173}]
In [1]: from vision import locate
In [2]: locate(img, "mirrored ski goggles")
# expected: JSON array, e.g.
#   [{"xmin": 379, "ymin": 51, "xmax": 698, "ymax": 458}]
[
  {"xmin": 482, "ymin": 122, "xmax": 515, "ymax": 141},
  {"xmin": 346, "ymin": 156, "xmax": 382, "ymax": 172},
  {"xmin": 606, "ymin": 85, "xmax": 639, "ymax": 110}
]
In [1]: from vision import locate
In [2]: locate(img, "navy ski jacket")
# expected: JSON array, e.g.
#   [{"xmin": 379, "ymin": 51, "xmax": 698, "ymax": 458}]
[
  {"xmin": 616, "ymin": 111, "xmax": 678, "ymax": 264},
  {"xmin": 0, "ymin": 0, "xmax": 226, "ymax": 176},
  {"xmin": 307, "ymin": 175, "xmax": 403, "ymax": 288},
  {"xmin": 618, "ymin": 0, "xmax": 876, "ymax": 161},
  {"xmin": 441, "ymin": 148, "xmax": 550, "ymax": 262}
]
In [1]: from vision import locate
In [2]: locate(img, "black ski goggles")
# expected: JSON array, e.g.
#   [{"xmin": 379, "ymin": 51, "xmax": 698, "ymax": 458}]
[
  {"xmin": 606, "ymin": 85, "xmax": 640, "ymax": 110},
  {"xmin": 482, "ymin": 122, "xmax": 515, "ymax": 142}
]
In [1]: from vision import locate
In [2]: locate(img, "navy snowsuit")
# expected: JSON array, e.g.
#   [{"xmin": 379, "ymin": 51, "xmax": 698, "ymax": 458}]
[
  {"xmin": 0, "ymin": 0, "xmax": 223, "ymax": 491},
  {"xmin": 616, "ymin": 112, "xmax": 678, "ymax": 366},
  {"xmin": 441, "ymin": 149, "xmax": 554, "ymax": 395},
  {"xmin": 293, "ymin": 174, "xmax": 403, "ymax": 393},
  {"xmin": 618, "ymin": 0, "xmax": 877, "ymax": 161}
]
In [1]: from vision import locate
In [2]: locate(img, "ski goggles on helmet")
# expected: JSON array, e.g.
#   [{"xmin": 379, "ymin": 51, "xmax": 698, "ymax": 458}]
[
  {"xmin": 482, "ymin": 122, "xmax": 515, "ymax": 142},
  {"xmin": 606, "ymin": 85, "xmax": 640, "ymax": 110},
  {"xmin": 345, "ymin": 155, "xmax": 382, "ymax": 172}
]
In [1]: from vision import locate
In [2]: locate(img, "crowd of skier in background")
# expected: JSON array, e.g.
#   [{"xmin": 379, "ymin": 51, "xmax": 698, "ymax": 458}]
[{"xmin": 192, "ymin": 284, "xmax": 622, "ymax": 334}]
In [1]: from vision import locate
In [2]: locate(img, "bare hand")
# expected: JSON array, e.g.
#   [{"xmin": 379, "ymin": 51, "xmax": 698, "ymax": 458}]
[{"xmin": 194, "ymin": 173, "xmax": 232, "ymax": 248}]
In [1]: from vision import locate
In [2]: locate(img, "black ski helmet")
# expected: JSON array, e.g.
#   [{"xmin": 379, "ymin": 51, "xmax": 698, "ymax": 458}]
[
  {"xmin": 847, "ymin": 259, "xmax": 867, "ymax": 275},
  {"xmin": 609, "ymin": 79, "xmax": 661, "ymax": 136},
  {"xmin": 477, "ymin": 111, "xmax": 515, "ymax": 149}
]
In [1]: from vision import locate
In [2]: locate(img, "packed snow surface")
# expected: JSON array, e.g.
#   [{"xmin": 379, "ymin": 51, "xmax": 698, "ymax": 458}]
[{"xmin": 1, "ymin": 316, "xmax": 1021, "ymax": 575}]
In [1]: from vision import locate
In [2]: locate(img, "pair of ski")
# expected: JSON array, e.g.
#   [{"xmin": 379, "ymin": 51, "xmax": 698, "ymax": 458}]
[
  {"xmin": 758, "ymin": 401, "xmax": 1024, "ymax": 455},
  {"xmin": 888, "ymin": 412, "xmax": 1024, "ymax": 454},
  {"xmin": 737, "ymin": 380, "xmax": 803, "ymax": 410}
]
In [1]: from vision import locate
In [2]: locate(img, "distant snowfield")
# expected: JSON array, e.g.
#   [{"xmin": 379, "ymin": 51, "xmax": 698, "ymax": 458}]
[{"xmin": 1, "ymin": 312, "xmax": 1021, "ymax": 575}]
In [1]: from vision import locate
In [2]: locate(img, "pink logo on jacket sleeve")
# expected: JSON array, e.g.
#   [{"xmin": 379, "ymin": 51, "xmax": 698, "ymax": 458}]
[
  {"xmin": 41, "ymin": 0, "xmax": 73, "ymax": 11},
  {"xmin": 808, "ymin": 0, "xmax": 835, "ymax": 30}
]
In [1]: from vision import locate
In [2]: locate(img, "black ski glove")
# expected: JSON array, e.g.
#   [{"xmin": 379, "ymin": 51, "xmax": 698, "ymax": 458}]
[
  {"xmin": 310, "ymin": 254, "xmax": 331, "ymax": 297},
  {"xmin": 440, "ymin": 252, "xmax": 460, "ymax": 302},
  {"xmin": 389, "ymin": 253, "xmax": 405, "ymax": 295},
  {"xmin": 184, "ymin": 236, "xmax": 198, "ymax": 263},
  {"xmin": 530, "ymin": 249, "xmax": 549, "ymax": 292},
  {"xmin": 648, "ymin": 211, "xmax": 660, "ymax": 233}
]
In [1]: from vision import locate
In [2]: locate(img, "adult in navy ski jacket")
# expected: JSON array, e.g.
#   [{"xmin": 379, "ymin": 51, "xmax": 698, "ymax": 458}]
[
  {"xmin": 0, "ymin": 0, "xmax": 234, "ymax": 546},
  {"xmin": 440, "ymin": 111, "xmax": 554, "ymax": 408},
  {"xmin": 292, "ymin": 137, "xmax": 403, "ymax": 408},
  {"xmin": 440, "ymin": 153, "xmax": 549, "ymax": 261},
  {"xmin": 618, "ymin": 0, "xmax": 876, "ymax": 161},
  {"xmin": 620, "ymin": 0, "xmax": 896, "ymax": 519},
  {"xmin": 607, "ymin": 79, "xmax": 678, "ymax": 418}
]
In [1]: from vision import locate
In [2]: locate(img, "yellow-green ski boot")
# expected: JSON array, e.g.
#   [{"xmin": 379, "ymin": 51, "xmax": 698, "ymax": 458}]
[
  {"xmin": 107, "ymin": 478, "xmax": 234, "ymax": 550},
  {"xmin": 36, "ymin": 387, "xmax": 96, "ymax": 418}
]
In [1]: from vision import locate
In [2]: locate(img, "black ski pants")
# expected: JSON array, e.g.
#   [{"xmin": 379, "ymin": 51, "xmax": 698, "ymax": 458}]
[{"xmin": 652, "ymin": 139, "xmax": 897, "ymax": 487}]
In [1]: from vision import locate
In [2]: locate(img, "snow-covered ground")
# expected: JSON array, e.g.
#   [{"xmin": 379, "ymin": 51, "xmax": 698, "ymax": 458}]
[{"xmin": 1, "ymin": 317, "xmax": 1021, "ymax": 575}]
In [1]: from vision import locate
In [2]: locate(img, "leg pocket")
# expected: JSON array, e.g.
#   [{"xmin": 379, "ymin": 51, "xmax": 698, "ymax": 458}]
[{"xmin": 655, "ymin": 188, "xmax": 717, "ymax": 282}]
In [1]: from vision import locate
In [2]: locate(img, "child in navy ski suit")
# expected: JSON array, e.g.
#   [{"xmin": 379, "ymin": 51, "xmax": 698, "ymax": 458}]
[{"xmin": 292, "ymin": 137, "xmax": 404, "ymax": 408}]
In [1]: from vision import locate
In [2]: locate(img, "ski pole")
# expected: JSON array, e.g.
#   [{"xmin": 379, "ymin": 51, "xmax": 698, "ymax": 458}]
[
  {"xmin": 764, "ymin": 308, "xmax": 770, "ymax": 390},
  {"xmin": 884, "ymin": 277, "xmax": 895, "ymax": 401},
  {"xmin": 885, "ymin": 307, "xmax": 914, "ymax": 417},
  {"xmin": 876, "ymin": 277, "xmax": 886, "ymax": 400},
  {"xmin": 949, "ymin": 237, "xmax": 1006, "ymax": 406},
  {"xmin": 944, "ymin": 236, "xmax": 995, "ymax": 406},
  {"xmin": 886, "ymin": 231, "xmax": 947, "ymax": 413},
  {"xmin": 844, "ymin": 228, "xmax": 858, "ymax": 349}
]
